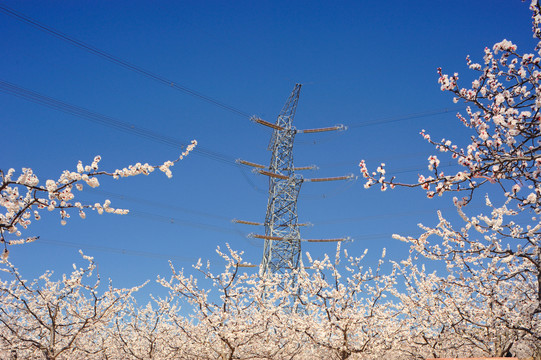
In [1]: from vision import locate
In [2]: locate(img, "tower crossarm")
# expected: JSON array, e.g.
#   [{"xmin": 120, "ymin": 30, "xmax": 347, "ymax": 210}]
[
  {"xmin": 233, "ymin": 220, "xmax": 311, "ymax": 227},
  {"xmin": 250, "ymin": 234, "xmax": 286, "ymax": 241},
  {"xmin": 232, "ymin": 219, "xmax": 263, "ymax": 226},
  {"xmin": 298, "ymin": 124, "xmax": 347, "ymax": 133},
  {"xmin": 251, "ymin": 116, "xmax": 285, "ymax": 131},
  {"xmin": 236, "ymin": 263, "xmax": 258, "ymax": 268},
  {"xmin": 236, "ymin": 159, "xmax": 267, "ymax": 169},
  {"xmin": 304, "ymin": 174, "xmax": 355, "ymax": 182},
  {"xmin": 291, "ymin": 165, "xmax": 318, "ymax": 171},
  {"xmin": 268, "ymin": 165, "xmax": 317, "ymax": 172},
  {"xmin": 305, "ymin": 237, "xmax": 351, "ymax": 243},
  {"xmin": 256, "ymin": 169, "xmax": 290, "ymax": 180},
  {"xmin": 249, "ymin": 234, "xmax": 350, "ymax": 243}
]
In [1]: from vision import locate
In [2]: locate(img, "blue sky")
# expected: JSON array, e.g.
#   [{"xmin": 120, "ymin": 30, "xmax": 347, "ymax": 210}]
[{"xmin": 1, "ymin": 1, "xmax": 535, "ymax": 298}]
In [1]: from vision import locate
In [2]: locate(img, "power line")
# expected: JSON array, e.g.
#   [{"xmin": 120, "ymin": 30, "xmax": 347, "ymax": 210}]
[
  {"xmin": 126, "ymin": 207, "xmax": 261, "ymax": 247},
  {"xmin": 0, "ymin": 5, "xmax": 471, "ymax": 137},
  {"xmin": 0, "ymin": 4, "xmax": 469, "ymax": 130},
  {"xmin": 0, "ymin": 79, "xmax": 352, "ymax": 200},
  {"xmin": 73, "ymin": 195, "xmax": 249, "ymax": 237},
  {"xmin": 0, "ymin": 80, "xmax": 469, "ymax": 169},
  {"xmin": 122, "ymin": 210, "xmax": 262, "ymax": 248},
  {"xmin": 0, "ymin": 79, "xmax": 235, "ymax": 166},
  {"xmin": 0, "ymin": 3, "xmax": 252, "ymax": 119},
  {"xmin": 85, "ymin": 186, "xmax": 476, "ymax": 229},
  {"xmin": 87, "ymin": 189, "xmax": 232, "ymax": 221},
  {"xmin": 281, "ymin": 107, "xmax": 468, "ymax": 147},
  {"xmin": 127, "ymin": 209, "xmax": 246, "ymax": 237},
  {"xmin": 74, "ymin": 190, "xmax": 262, "ymax": 247},
  {"xmin": 0, "ymin": 79, "xmax": 472, "ymax": 201},
  {"xmin": 348, "ymin": 106, "xmax": 466, "ymax": 128},
  {"xmin": 37, "ymin": 238, "xmax": 197, "ymax": 262},
  {"xmin": 314, "ymin": 204, "xmax": 476, "ymax": 226}
]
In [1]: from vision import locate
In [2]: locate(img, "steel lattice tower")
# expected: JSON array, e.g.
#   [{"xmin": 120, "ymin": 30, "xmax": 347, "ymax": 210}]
[
  {"xmin": 261, "ymin": 84, "xmax": 303, "ymax": 276},
  {"xmin": 235, "ymin": 84, "xmax": 351, "ymax": 277}
]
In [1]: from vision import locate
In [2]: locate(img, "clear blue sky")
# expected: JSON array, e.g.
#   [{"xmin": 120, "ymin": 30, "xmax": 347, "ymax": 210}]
[{"xmin": 1, "ymin": 1, "xmax": 535, "ymax": 298}]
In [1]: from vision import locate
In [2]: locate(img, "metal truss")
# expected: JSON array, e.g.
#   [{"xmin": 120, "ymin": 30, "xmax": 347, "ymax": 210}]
[
  {"xmin": 235, "ymin": 84, "xmax": 351, "ymax": 279},
  {"xmin": 260, "ymin": 84, "xmax": 303, "ymax": 276}
]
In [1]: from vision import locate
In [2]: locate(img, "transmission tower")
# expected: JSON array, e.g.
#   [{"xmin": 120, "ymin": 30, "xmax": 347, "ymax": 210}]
[{"xmin": 235, "ymin": 84, "xmax": 352, "ymax": 276}]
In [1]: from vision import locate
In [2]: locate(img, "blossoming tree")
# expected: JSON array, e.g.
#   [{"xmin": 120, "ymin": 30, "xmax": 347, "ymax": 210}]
[
  {"xmin": 360, "ymin": 1, "xmax": 541, "ymax": 358},
  {"xmin": 156, "ymin": 245, "xmax": 299, "ymax": 360},
  {"xmin": 0, "ymin": 140, "xmax": 197, "ymax": 259},
  {"xmin": 392, "ymin": 255, "xmax": 536, "ymax": 359},
  {"xmin": 289, "ymin": 245, "xmax": 401, "ymax": 360},
  {"xmin": 0, "ymin": 251, "xmax": 143, "ymax": 360},
  {"xmin": 108, "ymin": 299, "xmax": 181, "ymax": 359}
]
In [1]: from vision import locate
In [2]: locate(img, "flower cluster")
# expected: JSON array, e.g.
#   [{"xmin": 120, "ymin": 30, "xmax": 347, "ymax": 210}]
[
  {"xmin": 2, "ymin": 242, "xmax": 538, "ymax": 359},
  {"xmin": 360, "ymin": 4, "xmax": 541, "ymax": 209},
  {"xmin": 359, "ymin": 4, "xmax": 541, "ymax": 356},
  {"xmin": 0, "ymin": 140, "xmax": 196, "ymax": 257}
]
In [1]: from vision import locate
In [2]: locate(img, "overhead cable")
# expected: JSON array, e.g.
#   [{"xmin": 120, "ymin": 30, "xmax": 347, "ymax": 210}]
[
  {"xmin": 0, "ymin": 79, "xmax": 235, "ymax": 165},
  {"xmin": 38, "ymin": 238, "xmax": 197, "ymax": 262},
  {"xmin": 0, "ymin": 3, "xmax": 252, "ymax": 119},
  {"xmin": 0, "ymin": 5, "xmax": 468, "ymax": 132},
  {"xmin": 348, "ymin": 107, "xmax": 466, "ymax": 128}
]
